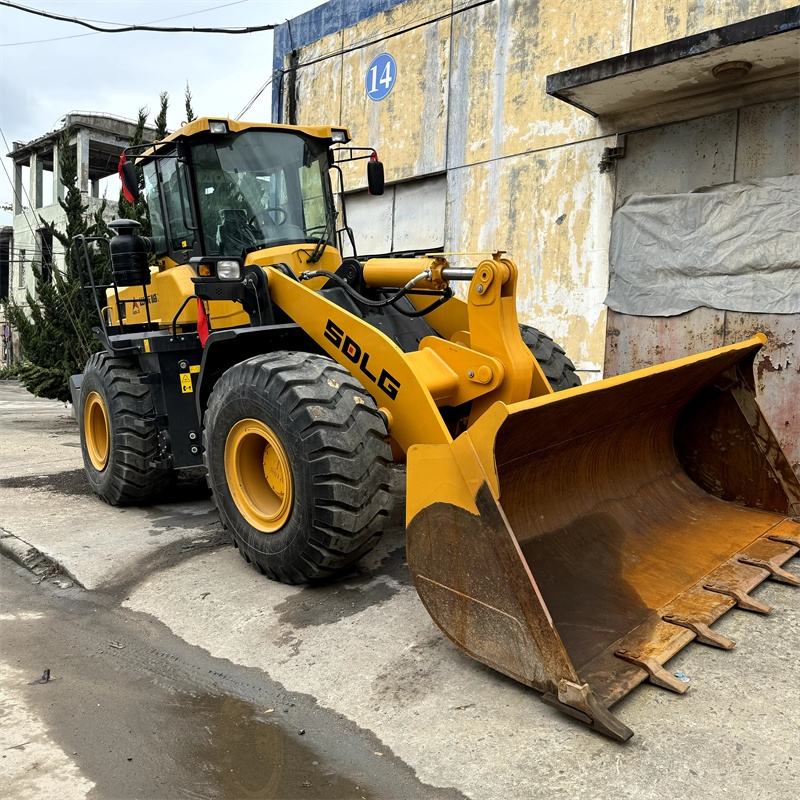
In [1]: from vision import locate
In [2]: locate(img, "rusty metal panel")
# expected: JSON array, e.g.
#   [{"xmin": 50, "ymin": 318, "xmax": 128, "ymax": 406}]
[
  {"xmin": 605, "ymin": 309, "xmax": 800, "ymax": 473},
  {"xmin": 725, "ymin": 313, "xmax": 800, "ymax": 473},
  {"xmin": 736, "ymin": 97, "xmax": 800, "ymax": 180},
  {"xmin": 447, "ymin": 0, "xmax": 631, "ymax": 169},
  {"xmin": 446, "ymin": 137, "xmax": 616, "ymax": 373},
  {"xmin": 614, "ymin": 111, "xmax": 737, "ymax": 206},
  {"xmin": 605, "ymin": 308, "xmax": 725, "ymax": 374},
  {"xmin": 631, "ymin": 0, "xmax": 799, "ymax": 50},
  {"xmin": 337, "ymin": 0, "xmax": 451, "ymax": 188}
]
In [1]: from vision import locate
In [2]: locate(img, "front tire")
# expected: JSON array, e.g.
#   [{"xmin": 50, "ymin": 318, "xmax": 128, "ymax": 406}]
[
  {"xmin": 204, "ymin": 352, "xmax": 396, "ymax": 583},
  {"xmin": 519, "ymin": 324, "xmax": 581, "ymax": 391},
  {"xmin": 79, "ymin": 352, "xmax": 171, "ymax": 504}
]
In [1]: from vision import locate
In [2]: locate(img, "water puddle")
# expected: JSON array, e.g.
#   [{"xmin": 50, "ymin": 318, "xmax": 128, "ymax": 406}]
[{"xmin": 169, "ymin": 692, "xmax": 373, "ymax": 799}]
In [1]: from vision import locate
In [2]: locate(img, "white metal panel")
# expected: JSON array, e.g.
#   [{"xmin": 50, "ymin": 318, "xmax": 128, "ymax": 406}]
[
  {"xmin": 340, "ymin": 190, "xmax": 393, "ymax": 257},
  {"xmin": 392, "ymin": 176, "xmax": 446, "ymax": 252}
]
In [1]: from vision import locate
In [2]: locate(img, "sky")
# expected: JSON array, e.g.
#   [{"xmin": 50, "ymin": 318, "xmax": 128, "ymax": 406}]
[{"xmin": 0, "ymin": 0, "xmax": 323, "ymax": 225}]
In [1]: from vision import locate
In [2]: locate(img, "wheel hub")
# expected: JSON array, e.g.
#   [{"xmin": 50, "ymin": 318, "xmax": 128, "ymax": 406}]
[
  {"xmin": 83, "ymin": 391, "xmax": 110, "ymax": 471},
  {"xmin": 224, "ymin": 419, "xmax": 293, "ymax": 533}
]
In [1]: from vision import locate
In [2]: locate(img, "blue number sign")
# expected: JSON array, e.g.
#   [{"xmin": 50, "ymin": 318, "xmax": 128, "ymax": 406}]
[{"xmin": 365, "ymin": 53, "xmax": 396, "ymax": 101}]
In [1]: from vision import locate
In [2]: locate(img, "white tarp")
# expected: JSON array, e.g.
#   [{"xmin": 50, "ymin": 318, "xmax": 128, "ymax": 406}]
[{"xmin": 605, "ymin": 175, "xmax": 800, "ymax": 316}]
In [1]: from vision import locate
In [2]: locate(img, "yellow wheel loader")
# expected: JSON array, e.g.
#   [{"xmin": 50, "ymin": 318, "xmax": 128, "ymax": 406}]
[{"xmin": 71, "ymin": 117, "xmax": 799, "ymax": 740}]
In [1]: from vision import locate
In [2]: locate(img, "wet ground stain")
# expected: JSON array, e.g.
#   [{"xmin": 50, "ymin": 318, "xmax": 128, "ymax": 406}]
[
  {"xmin": 0, "ymin": 469, "xmax": 211, "ymax": 505},
  {"xmin": 0, "ymin": 468, "xmax": 94, "ymax": 497},
  {"xmin": 169, "ymin": 692, "xmax": 372, "ymax": 799},
  {"xmin": 274, "ymin": 544, "xmax": 411, "ymax": 632},
  {"xmin": 2, "ymin": 558, "xmax": 464, "ymax": 800},
  {"xmin": 9, "ymin": 415, "xmax": 76, "ymax": 433}
]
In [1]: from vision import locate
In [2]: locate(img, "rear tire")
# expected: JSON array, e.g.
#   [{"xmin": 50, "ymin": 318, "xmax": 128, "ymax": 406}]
[
  {"xmin": 203, "ymin": 352, "xmax": 396, "ymax": 584},
  {"xmin": 79, "ymin": 352, "xmax": 171, "ymax": 505},
  {"xmin": 519, "ymin": 324, "xmax": 581, "ymax": 391}
]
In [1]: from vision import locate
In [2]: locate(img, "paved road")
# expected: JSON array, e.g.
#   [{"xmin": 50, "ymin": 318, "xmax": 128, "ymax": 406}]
[{"xmin": 1, "ymin": 380, "xmax": 799, "ymax": 799}]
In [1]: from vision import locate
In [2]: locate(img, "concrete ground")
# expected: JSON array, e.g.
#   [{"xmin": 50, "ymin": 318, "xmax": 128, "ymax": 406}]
[{"xmin": 1, "ymin": 379, "xmax": 798, "ymax": 799}]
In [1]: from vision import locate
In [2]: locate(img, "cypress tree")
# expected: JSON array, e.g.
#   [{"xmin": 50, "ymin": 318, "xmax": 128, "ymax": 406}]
[
  {"xmin": 185, "ymin": 83, "xmax": 195, "ymax": 123},
  {"xmin": 117, "ymin": 107, "xmax": 152, "ymax": 235},
  {"xmin": 154, "ymin": 92, "xmax": 169, "ymax": 140},
  {"xmin": 4, "ymin": 130, "xmax": 106, "ymax": 401}
]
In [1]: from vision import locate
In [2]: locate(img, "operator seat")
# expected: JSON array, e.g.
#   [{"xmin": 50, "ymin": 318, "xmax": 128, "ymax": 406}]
[{"xmin": 217, "ymin": 209, "xmax": 257, "ymax": 256}]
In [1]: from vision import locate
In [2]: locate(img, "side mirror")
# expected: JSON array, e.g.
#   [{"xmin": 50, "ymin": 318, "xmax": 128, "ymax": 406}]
[
  {"xmin": 119, "ymin": 158, "xmax": 140, "ymax": 202},
  {"xmin": 367, "ymin": 158, "xmax": 385, "ymax": 196}
]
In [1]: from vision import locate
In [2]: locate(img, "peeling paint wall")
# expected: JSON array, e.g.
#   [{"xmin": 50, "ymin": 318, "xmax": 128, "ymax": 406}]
[
  {"xmin": 631, "ymin": 0, "xmax": 799, "ymax": 49},
  {"xmin": 278, "ymin": 0, "xmax": 797, "ymax": 385},
  {"xmin": 447, "ymin": 0, "xmax": 630, "ymax": 164},
  {"xmin": 447, "ymin": 137, "xmax": 616, "ymax": 373}
]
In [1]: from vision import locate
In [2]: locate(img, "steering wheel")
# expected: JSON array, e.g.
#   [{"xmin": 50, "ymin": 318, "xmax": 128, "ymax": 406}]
[
  {"xmin": 306, "ymin": 224, "xmax": 329, "ymax": 236},
  {"xmin": 250, "ymin": 207, "xmax": 287, "ymax": 227}
]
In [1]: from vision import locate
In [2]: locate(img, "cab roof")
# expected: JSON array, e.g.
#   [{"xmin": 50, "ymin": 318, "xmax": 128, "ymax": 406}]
[{"xmin": 138, "ymin": 117, "xmax": 350, "ymax": 159}]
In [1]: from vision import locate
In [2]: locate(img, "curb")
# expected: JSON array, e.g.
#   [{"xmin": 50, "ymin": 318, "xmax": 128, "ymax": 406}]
[{"xmin": 0, "ymin": 528, "xmax": 83, "ymax": 588}]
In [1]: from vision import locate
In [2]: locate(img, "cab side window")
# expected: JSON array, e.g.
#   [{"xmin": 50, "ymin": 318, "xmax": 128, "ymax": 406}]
[
  {"xmin": 159, "ymin": 157, "xmax": 195, "ymax": 252},
  {"xmin": 142, "ymin": 163, "xmax": 166, "ymax": 255}
]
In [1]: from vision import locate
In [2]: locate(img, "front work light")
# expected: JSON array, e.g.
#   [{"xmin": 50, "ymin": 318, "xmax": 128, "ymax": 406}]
[
  {"xmin": 216, "ymin": 259, "xmax": 241, "ymax": 280},
  {"xmin": 331, "ymin": 128, "xmax": 349, "ymax": 143},
  {"xmin": 209, "ymin": 120, "xmax": 229, "ymax": 134}
]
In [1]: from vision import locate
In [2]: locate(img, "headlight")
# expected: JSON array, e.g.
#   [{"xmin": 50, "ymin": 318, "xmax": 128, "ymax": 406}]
[
  {"xmin": 331, "ymin": 128, "xmax": 349, "ymax": 143},
  {"xmin": 216, "ymin": 259, "xmax": 241, "ymax": 280},
  {"xmin": 209, "ymin": 120, "xmax": 228, "ymax": 134}
]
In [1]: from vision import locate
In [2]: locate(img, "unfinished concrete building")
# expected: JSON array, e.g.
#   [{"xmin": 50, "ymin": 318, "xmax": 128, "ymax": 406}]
[{"xmin": 7, "ymin": 112, "xmax": 156, "ymax": 307}]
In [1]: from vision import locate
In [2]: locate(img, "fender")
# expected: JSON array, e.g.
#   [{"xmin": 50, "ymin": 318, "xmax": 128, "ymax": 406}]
[{"xmin": 195, "ymin": 323, "xmax": 316, "ymax": 421}]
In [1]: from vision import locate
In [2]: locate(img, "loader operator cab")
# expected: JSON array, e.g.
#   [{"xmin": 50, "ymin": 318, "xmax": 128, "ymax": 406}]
[{"xmin": 139, "ymin": 124, "xmax": 340, "ymax": 265}]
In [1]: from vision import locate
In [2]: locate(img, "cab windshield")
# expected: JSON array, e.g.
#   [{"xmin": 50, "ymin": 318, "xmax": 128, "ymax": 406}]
[{"xmin": 191, "ymin": 130, "xmax": 334, "ymax": 257}]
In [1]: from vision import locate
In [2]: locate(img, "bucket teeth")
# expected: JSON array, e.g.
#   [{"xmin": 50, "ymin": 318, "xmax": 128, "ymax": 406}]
[
  {"xmin": 737, "ymin": 556, "xmax": 800, "ymax": 586},
  {"xmin": 543, "ymin": 680, "xmax": 634, "ymax": 742},
  {"xmin": 662, "ymin": 614, "xmax": 736, "ymax": 650},
  {"xmin": 703, "ymin": 583, "xmax": 774, "ymax": 614},
  {"xmin": 614, "ymin": 649, "xmax": 690, "ymax": 694},
  {"xmin": 768, "ymin": 533, "xmax": 800, "ymax": 549}
]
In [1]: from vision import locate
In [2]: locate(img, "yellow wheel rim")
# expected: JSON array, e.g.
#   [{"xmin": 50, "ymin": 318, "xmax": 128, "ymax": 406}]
[
  {"xmin": 83, "ymin": 391, "xmax": 110, "ymax": 471},
  {"xmin": 224, "ymin": 418, "xmax": 293, "ymax": 533}
]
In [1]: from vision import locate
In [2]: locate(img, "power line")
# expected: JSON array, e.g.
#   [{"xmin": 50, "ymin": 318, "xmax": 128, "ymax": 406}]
[
  {"xmin": 0, "ymin": 0, "xmax": 253, "ymax": 47},
  {"xmin": 236, "ymin": 77, "xmax": 273, "ymax": 120},
  {"xmin": 0, "ymin": 0, "xmax": 275, "ymax": 35}
]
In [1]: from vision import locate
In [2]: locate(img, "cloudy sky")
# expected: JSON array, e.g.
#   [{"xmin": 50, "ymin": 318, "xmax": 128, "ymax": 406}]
[{"xmin": 0, "ymin": 0, "xmax": 323, "ymax": 224}]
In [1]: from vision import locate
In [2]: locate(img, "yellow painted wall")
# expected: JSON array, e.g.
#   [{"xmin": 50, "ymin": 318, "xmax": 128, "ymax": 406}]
[
  {"xmin": 448, "ymin": 0, "xmax": 630, "ymax": 166},
  {"xmin": 288, "ymin": 30, "xmax": 345, "ymax": 129},
  {"xmin": 287, "ymin": 0, "xmax": 794, "ymax": 378},
  {"xmin": 447, "ymin": 137, "xmax": 616, "ymax": 372},
  {"xmin": 631, "ymin": 0, "xmax": 798, "ymax": 49},
  {"xmin": 340, "ymin": 8, "xmax": 450, "ymax": 186}
]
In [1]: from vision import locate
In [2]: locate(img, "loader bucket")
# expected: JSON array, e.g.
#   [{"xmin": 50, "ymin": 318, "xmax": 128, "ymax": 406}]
[{"xmin": 406, "ymin": 335, "xmax": 800, "ymax": 740}]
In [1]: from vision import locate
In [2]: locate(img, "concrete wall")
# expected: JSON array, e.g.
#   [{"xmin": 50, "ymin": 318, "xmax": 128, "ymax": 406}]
[{"xmin": 276, "ymin": 0, "xmax": 797, "ymax": 381}]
